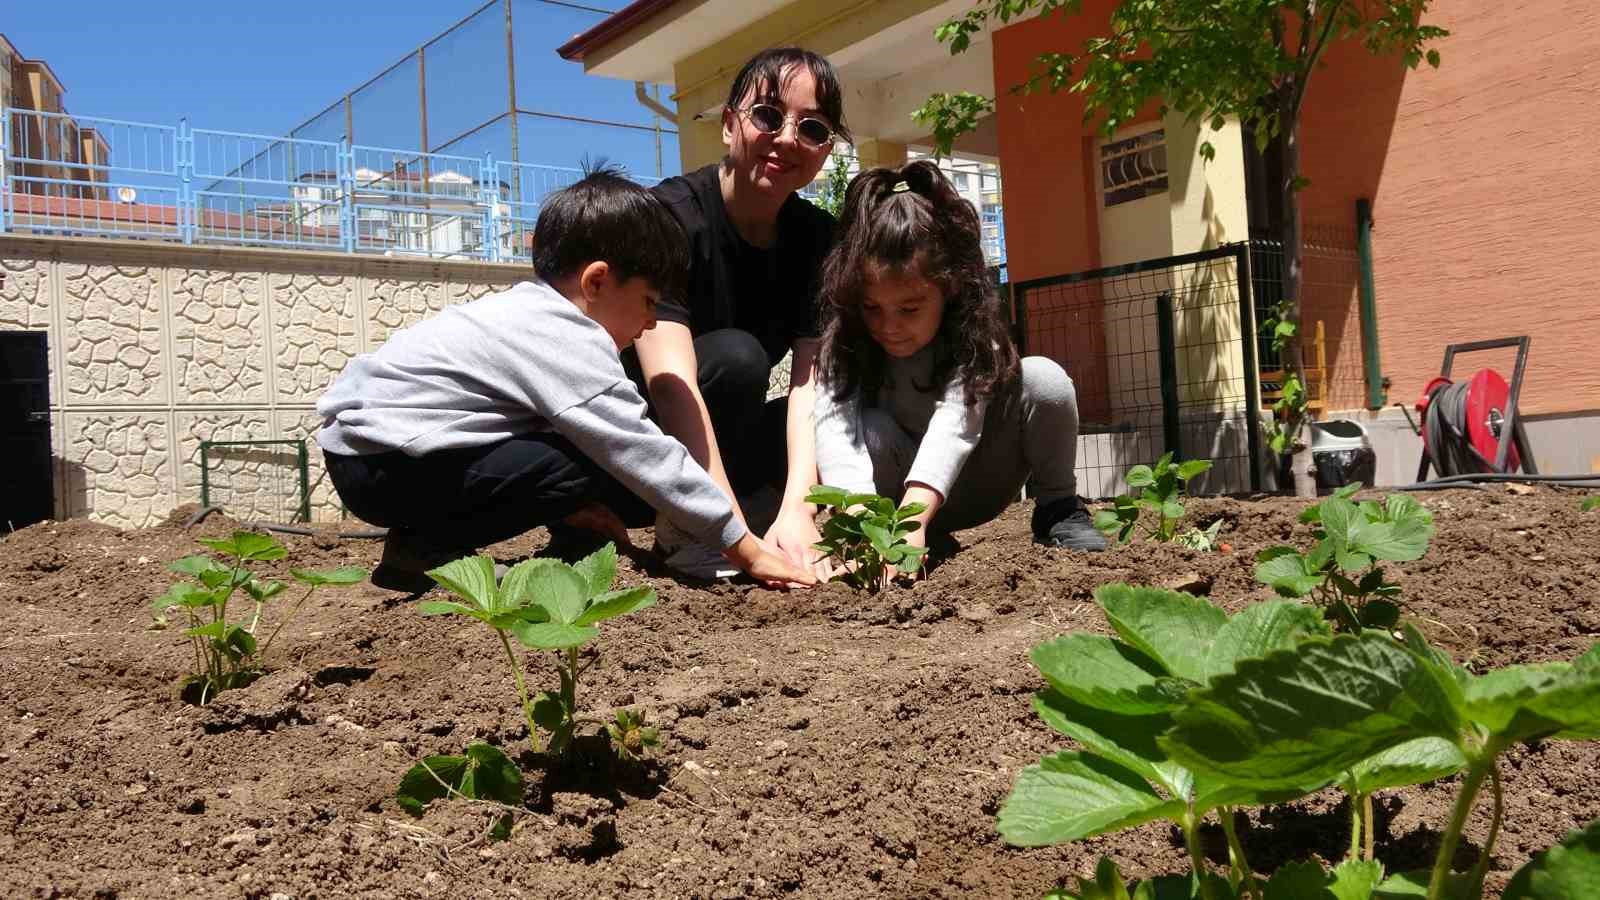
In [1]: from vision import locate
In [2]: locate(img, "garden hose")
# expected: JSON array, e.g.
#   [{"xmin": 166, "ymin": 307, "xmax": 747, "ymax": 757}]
[{"xmin": 181, "ymin": 504, "xmax": 387, "ymax": 539}]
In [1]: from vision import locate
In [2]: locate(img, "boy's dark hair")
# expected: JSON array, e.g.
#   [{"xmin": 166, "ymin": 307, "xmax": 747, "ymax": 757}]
[
  {"xmin": 818, "ymin": 160, "xmax": 1019, "ymax": 408},
  {"xmin": 531, "ymin": 165, "xmax": 688, "ymax": 302},
  {"xmin": 724, "ymin": 48, "xmax": 852, "ymax": 144}
]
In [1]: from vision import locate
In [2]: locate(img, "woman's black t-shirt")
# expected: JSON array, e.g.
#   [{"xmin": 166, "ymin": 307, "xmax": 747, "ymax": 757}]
[{"xmin": 648, "ymin": 164, "xmax": 836, "ymax": 367}]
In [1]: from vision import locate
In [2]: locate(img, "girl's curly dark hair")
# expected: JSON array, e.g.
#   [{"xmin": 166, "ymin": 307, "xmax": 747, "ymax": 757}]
[{"xmin": 817, "ymin": 159, "xmax": 1019, "ymax": 407}]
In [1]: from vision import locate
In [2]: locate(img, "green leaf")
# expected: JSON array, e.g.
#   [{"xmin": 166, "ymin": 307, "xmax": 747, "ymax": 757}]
[
  {"xmin": 222, "ymin": 625, "xmax": 257, "ymax": 659},
  {"xmin": 527, "ymin": 563, "xmax": 590, "ymax": 625},
  {"xmin": 1463, "ymin": 653, "xmax": 1600, "ymax": 742},
  {"xmin": 1032, "ymin": 689, "xmax": 1182, "ymax": 794},
  {"xmin": 571, "ymin": 542, "xmax": 618, "ymax": 596},
  {"xmin": 1031, "ymin": 634, "xmax": 1172, "ymax": 715},
  {"xmin": 153, "ymin": 582, "xmax": 221, "ymax": 611},
  {"xmin": 997, "ymin": 751, "xmax": 1184, "ymax": 847},
  {"xmin": 184, "ymin": 621, "xmax": 228, "ymax": 640},
  {"xmin": 894, "ymin": 544, "xmax": 928, "ymax": 575},
  {"xmin": 896, "ymin": 501, "xmax": 928, "ymax": 518},
  {"xmin": 1264, "ymin": 859, "xmax": 1384, "ymax": 900},
  {"xmin": 461, "ymin": 742, "xmax": 524, "ymax": 807},
  {"xmin": 395, "ymin": 743, "xmax": 522, "ymax": 820},
  {"xmin": 1503, "ymin": 817, "xmax": 1600, "ymax": 899},
  {"xmin": 1344, "ymin": 737, "xmax": 1467, "ymax": 795},
  {"xmin": 1203, "ymin": 600, "xmax": 1331, "ymax": 682},
  {"xmin": 415, "ymin": 599, "xmax": 484, "ymax": 619},
  {"xmin": 804, "ymin": 485, "xmax": 851, "ymax": 508},
  {"xmin": 861, "ymin": 521, "xmax": 895, "ymax": 554},
  {"xmin": 573, "ymin": 585, "xmax": 656, "ymax": 626},
  {"xmin": 1583, "ymin": 497, "xmax": 1600, "ymax": 512},
  {"xmin": 396, "ymin": 754, "xmax": 469, "ymax": 816},
  {"xmin": 169, "ymin": 554, "xmax": 226, "ymax": 578},
  {"xmin": 532, "ymin": 691, "xmax": 567, "ymax": 733},
  {"xmin": 1374, "ymin": 868, "xmax": 1476, "ymax": 898},
  {"xmin": 1161, "ymin": 632, "xmax": 1464, "ymax": 789},
  {"xmin": 1097, "ymin": 584, "xmax": 1227, "ymax": 683},
  {"xmin": 509, "ymin": 621, "xmax": 600, "ymax": 650},
  {"xmin": 197, "ymin": 530, "xmax": 287, "ymax": 562},
  {"xmin": 1125, "ymin": 465, "xmax": 1155, "ymax": 488},
  {"xmin": 426, "ymin": 555, "xmax": 497, "ymax": 612},
  {"xmin": 1254, "ymin": 550, "xmax": 1315, "ymax": 596},
  {"xmin": 1360, "ymin": 600, "xmax": 1402, "ymax": 630},
  {"xmin": 1161, "ymin": 500, "xmax": 1184, "ymax": 521},
  {"xmin": 1176, "ymin": 459, "xmax": 1212, "ymax": 482},
  {"xmin": 290, "ymin": 566, "xmax": 368, "ymax": 586},
  {"xmin": 196, "ymin": 567, "xmax": 253, "ymax": 590},
  {"xmin": 1094, "ymin": 509, "xmax": 1127, "ymax": 533},
  {"xmin": 242, "ymin": 579, "xmax": 288, "ymax": 603}
]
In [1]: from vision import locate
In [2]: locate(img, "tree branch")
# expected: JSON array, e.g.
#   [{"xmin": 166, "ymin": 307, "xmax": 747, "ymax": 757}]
[{"xmin": 1293, "ymin": 0, "xmax": 1350, "ymax": 120}]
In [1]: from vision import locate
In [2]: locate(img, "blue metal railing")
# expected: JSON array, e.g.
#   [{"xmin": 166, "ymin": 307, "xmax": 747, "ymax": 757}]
[{"xmin": 0, "ymin": 107, "xmax": 657, "ymax": 263}]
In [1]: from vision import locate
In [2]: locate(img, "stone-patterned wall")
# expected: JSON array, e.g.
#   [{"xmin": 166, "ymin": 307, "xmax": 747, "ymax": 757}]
[{"xmin": 0, "ymin": 236, "xmax": 525, "ymax": 528}]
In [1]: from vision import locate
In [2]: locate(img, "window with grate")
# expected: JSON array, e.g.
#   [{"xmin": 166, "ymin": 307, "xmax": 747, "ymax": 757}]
[{"xmin": 1100, "ymin": 129, "xmax": 1168, "ymax": 207}]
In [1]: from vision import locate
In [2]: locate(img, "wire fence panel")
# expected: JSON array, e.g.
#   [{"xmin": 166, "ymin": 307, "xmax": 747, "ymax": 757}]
[
  {"xmin": 1013, "ymin": 245, "xmax": 1262, "ymax": 498},
  {"xmin": 2, "ymin": 107, "xmax": 657, "ymax": 262},
  {"xmin": 4, "ymin": 109, "xmax": 181, "ymax": 241}
]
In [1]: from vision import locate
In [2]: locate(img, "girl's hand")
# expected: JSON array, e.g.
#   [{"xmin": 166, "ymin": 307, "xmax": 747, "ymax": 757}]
[
  {"xmin": 903, "ymin": 524, "xmax": 929, "ymax": 581},
  {"xmin": 723, "ymin": 533, "xmax": 817, "ymax": 589},
  {"xmin": 765, "ymin": 505, "xmax": 834, "ymax": 580}
]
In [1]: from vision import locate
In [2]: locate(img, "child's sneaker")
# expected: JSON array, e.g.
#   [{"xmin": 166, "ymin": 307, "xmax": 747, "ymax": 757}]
[
  {"xmin": 653, "ymin": 514, "xmax": 739, "ymax": 580},
  {"xmin": 371, "ymin": 528, "xmax": 474, "ymax": 594},
  {"xmin": 1031, "ymin": 497, "xmax": 1108, "ymax": 551}
]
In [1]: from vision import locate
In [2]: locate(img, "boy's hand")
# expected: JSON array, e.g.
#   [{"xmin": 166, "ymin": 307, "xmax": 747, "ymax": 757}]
[{"xmin": 723, "ymin": 533, "xmax": 816, "ymax": 589}]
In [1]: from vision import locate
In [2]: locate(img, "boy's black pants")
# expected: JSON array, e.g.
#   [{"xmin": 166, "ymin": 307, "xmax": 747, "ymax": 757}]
[{"xmin": 325, "ymin": 328, "xmax": 786, "ymax": 549}]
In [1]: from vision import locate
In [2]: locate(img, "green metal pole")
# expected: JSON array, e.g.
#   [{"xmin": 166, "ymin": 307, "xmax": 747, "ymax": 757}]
[
  {"xmin": 1156, "ymin": 292, "xmax": 1183, "ymax": 461},
  {"xmin": 1356, "ymin": 198, "xmax": 1387, "ymax": 409}
]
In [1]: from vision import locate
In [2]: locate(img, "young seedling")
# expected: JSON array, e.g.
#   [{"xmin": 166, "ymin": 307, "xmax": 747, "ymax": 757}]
[
  {"xmin": 604, "ymin": 708, "xmax": 661, "ymax": 763},
  {"xmin": 151, "ymin": 530, "xmax": 366, "ymax": 704},
  {"xmin": 396, "ymin": 742, "xmax": 524, "ymax": 842},
  {"xmin": 1253, "ymin": 485, "xmax": 1434, "ymax": 632},
  {"xmin": 413, "ymin": 543, "xmax": 656, "ymax": 757},
  {"xmin": 1093, "ymin": 453, "xmax": 1213, "ymax": 544},
  {"xmin": 805, "ymin": 485, "xmax": 928, "ymax": 591}
]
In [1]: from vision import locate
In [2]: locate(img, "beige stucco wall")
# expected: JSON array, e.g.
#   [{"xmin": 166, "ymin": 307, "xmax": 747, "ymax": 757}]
[{"xmin": 1, "ymin": 235, "xmax": 525, "ymax": 528}]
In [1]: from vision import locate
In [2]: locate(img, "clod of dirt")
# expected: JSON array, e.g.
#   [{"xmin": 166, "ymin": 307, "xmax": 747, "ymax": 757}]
[
  {"xmin": 549, "ymin": 793, "xmax": 621, "ymax": 861},
  {"xmin": 957, "ymin": 601, "xmax": 995, "ymax": 623},
  {"xmin": 201, "ymin": 668, "xmax": 313, "ymax": 733},
  {"xmin": 1162, "ymin": 571, "xmax": 1213, "ymax": 595}
]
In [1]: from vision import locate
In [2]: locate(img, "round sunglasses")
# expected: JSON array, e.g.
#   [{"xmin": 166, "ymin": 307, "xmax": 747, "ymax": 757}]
[{"xmin": 740, "ymin": 103, "xmax": 836, "ymax": 150}]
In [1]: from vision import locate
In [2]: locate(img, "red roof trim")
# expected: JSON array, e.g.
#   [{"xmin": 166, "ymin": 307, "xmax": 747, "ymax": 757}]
[{"xmin": 556, "ymin": 0, "xmax": 683, "ymax": 62}]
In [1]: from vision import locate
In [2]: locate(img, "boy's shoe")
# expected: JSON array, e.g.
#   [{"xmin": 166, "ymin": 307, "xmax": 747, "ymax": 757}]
[
  {"xmin": 371, "ymin": 528, "xmax": 475, "ymax": 594},
  {"xmin": 653, "ymin": 514, "xmax": 740, "ymax": 581},
  {"xmin": 1031, "ymin": 497, "xmax": 1109, "ymax": 552}
]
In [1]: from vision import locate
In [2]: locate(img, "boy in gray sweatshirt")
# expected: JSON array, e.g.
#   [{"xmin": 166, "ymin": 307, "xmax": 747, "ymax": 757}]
[{"xmin": 317, "ymin": 168, "xmax": 814, "ymax": 593}]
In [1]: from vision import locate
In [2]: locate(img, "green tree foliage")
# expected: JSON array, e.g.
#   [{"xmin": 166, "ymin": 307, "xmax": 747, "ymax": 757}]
[{"xmin": 915, "ymin": 0, "xmax": 1446, "ymax": 465}]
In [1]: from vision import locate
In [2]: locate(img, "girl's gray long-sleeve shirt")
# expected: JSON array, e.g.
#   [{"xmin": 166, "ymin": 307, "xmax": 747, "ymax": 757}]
[
  {"xmin": 316, "ymin": 280, "xmax": 746, "ymax": 550},
  {"xmin": 813, "ymin": 345, "xmax": 987, "ymax": 499}
]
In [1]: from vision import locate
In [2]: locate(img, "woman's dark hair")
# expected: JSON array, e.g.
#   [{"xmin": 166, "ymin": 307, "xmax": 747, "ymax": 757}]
[
  {"xmin": 724, "ymin": 47, "xmax": 852, "ymax": 143},
  {"xmin": 531, "ymin": 163, "xmax": 688, "ymax": 304},
  {"xmin": 818, "ymin": 159, "xmax": 1018, "ymax": 407}
]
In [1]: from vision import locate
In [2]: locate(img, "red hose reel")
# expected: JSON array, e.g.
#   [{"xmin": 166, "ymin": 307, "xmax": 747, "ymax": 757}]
[{"xmin": 1414, "ymin": 337, "xmax": 1537, "ymax": 480}]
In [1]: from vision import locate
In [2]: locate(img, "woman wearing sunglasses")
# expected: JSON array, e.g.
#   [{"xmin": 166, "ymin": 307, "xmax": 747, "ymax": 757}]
[{"xmin": 626, "ymin": 47, "xmax": 849, "ymax": 580}]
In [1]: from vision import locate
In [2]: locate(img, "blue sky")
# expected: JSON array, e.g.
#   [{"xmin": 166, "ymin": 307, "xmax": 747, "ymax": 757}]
[{"xmin": 5, "ymin": 0, "xmax": 679, "ymax": 176}]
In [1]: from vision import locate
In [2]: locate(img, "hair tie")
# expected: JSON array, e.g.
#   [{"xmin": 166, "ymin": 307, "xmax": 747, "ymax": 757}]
[{"xmin": 892, "ymin": 179, "xmax": 912, "ymax": 193}]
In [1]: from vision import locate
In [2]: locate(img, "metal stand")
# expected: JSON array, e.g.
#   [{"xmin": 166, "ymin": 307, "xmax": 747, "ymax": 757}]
[{"xmin": 1416, "ymin": 336, "xmax": 1538, "ymax": 481}]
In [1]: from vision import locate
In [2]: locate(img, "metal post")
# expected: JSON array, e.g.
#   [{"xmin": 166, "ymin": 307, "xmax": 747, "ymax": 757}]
[
  {"xmin": 338, "ymin": 138, "xmax": 356, "ymax": 253},
  {"xmin": 418, "ymin": 45, "xmax": 433, "ymax": 257},
  {"xmin": 176, "ymin": 118, "xmax": 194, "ymax": 244},
  {"xmin": 1355, "ymin": 198, "xmax": 1387, "ymax": 409},
  {"xmin": 200, "ymin": 441, "xmax": 212, "ymax": 509},
  {"xmin": 0, "ymin": 108, "xmax": 10, "ymax": 234},
  {"xmin": 1235, "ymin": 244, "xmax": 1264, "ymax": 492},
  {"xmin": 504, "ymin": 0, "xmax": 520, "ymax": 167},
  {"xmin": 296, "ymin": 440, "xmax": 311, "ymax": 523},
  {"xmin": 482, "ymin": 153, "xmax": 501, "ymax": 262},
  {"xmin": 1156, "ymin": 291, "xmax": 1182, "ymax": 461}
]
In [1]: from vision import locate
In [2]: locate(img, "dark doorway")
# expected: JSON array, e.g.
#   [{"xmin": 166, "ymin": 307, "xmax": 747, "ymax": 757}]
[{"xmin": 0, "ymin": 331, "xmax": 55, "ymax": 530}]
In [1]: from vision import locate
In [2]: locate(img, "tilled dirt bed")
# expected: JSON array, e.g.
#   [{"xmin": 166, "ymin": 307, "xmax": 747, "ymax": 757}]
[{"xmin": 3, "ymin": 487, "xmax": 1598, "ymax": 899}]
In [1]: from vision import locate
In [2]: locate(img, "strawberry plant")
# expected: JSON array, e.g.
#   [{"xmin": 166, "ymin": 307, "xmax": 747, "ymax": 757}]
[
  {"xmin": 1253, "ymin": 485, "xmax": 1434, "ymax": 632},
  {"xmin": 1093, "ymin": 454, "xmax": 1213, "ymax": 544},
  {"xmin": 152, "ymin": 530, "xmax": 366, "ymax": 704},
  {"xmin": 1006, "ymin": 581, "xmax": 1600, "ymax": 899},
  {"xmin": 411, "ymin": 543, "xmax": 656, "ymax": 757},
  {"xmin": 805, "ymin": 485, "xmax": 928, "ymax": 590},
  {"xmin": 1583, "ymin": 496, "xmax": 1600, "ymax": 512}
]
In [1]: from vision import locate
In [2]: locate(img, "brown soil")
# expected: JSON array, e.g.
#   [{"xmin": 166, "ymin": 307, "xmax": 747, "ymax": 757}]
[{"xmin": 2, "ymin": 487, "xmax": 1598, "ymax": 899}]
